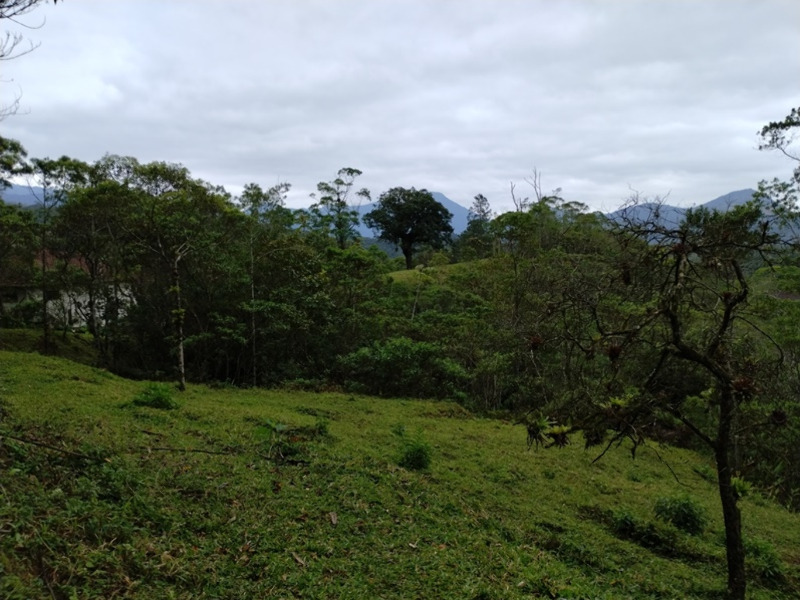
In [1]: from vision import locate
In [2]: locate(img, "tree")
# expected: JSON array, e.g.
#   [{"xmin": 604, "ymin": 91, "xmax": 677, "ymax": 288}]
[
  {"xmin": 1, "ymin": 0, "xmax": 61, "ymax": 119},
  {"xmin": 53, "ymin": 176, "xmax": 135, "ymax": 352},
  {"xmin": 365, "ymin": 187, "xmax": 453, "ymax": 269},
  {"xmin": 0, "ymin": 199, "xmax": 34, "ymax": 322},
  {"xmin": 126, "ymin": 161, "xmax": 232, "ymax": 390},
  {"xmin": 0, "ymin": 135, "xmax": 29, "ymax": 186},
  {"xmin": 27, "ymin": 155, "xmax": 89, "ymax": 352},
  {"xmin": 308, "ymin": 167, "xmax": 370, "ymax": 250},
  {"xmin": 239, "ymin": 181, "xmax": 292, "ymax": 386},
  {"xmin": 456, "ymin": 193, "xmax": 493, "ymax": 260},
  {"xmin": 539, "ymin": 196, "xmax": 785, "ymax": 600},
  {"xmin": 756, "ymin": 106, "xmax": 800, "ymax": 215}
]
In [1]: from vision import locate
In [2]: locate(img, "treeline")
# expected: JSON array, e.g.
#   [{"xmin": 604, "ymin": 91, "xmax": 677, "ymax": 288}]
[{"xmin": 0, "ymin": 144, "xmax": 609, "ymax": 398}]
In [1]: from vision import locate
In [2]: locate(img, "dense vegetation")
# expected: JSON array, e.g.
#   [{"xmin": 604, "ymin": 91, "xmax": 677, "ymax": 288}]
[{"xmin": 2, "ymin": 107, "xmax": 800, "ymax": 597}]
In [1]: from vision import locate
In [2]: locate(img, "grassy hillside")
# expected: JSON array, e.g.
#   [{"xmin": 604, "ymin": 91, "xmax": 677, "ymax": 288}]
[
  {"xmin": 0, "ymin": 329, "xmax": 98, "ymax": 365},
  {"xmin": 1, "ymin": 351, "xmax": 799, "ymax": 599}
]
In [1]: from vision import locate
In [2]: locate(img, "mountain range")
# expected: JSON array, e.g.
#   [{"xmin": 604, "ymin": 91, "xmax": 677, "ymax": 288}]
[
  {"xmin": 1, "ymin": 184, "xmax": 43, "ymax": 207},
  {"xmin": 2, "ymin": 183, "xmax": 759, "ymax": 236},
  {"xmin": 605, "ymin": 189, "xmax": 757, "ymax": 227}
]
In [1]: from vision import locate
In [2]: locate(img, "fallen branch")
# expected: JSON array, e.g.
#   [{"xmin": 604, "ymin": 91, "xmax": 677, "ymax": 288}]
[
  {"xmin": 139, "ymin": 446, "xmax": 235, "ymax": 456},
  {"xmin": 0, "ymin": 431, "xmax": 101, "ymax": 462}
]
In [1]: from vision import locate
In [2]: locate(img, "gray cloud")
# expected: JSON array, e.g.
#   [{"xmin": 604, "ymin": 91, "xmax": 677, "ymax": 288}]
[{"xmin": 3, "ymin": 0, "xmax": 799, "ymax": 212}]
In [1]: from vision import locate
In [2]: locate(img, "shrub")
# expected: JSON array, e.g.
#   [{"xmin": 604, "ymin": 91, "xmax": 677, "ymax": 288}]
[
  {"xmin": 612, "ymin": 509, "xmax": 679, "ymax": 551},
  {"xmin": 692, "ymin": 463, "xmax": 716, "ymax": 483},
  {"xmin": 745, "ymin": 538, "xmax": 784, "ymax": 584},
  {"xmin": 611, "ymin": 509, "xmax": 639, "ymax": 538},
  {"xmin": 731, "ymin": 476, "xmax": 752, "ymax": 499},
  {"xmin": 654, "ymin": 495, "xmax": 707, "ymax": 535},
  {"xmin": 339, "ymin": 336, "xmax": 467, "ymax": 399},
  {"xmin": 397, "ymin": 431, "xmax": 432, "ymax": 471},
  {"xmin": 132, "ymin": 383, "xmax": 179, "ymax": 410}
]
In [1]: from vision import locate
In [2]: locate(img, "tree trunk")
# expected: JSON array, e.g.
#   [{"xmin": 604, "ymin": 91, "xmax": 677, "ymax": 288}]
[
  {"xmin": 40, "ymin": 246, "xmax": 50, "ymax": 354},
  {"xmin": 402, "ymin": 243, "xmax": 413, "ymax": 270},
  {"xmin": 716, "ymin": 386, "xmax": 746, "ymax": 599},
  {"xmin": 172, "ymin": 258, "xmax": 187, "ymax": 392},
  {"xmin": 250, "ymin": 237, "xmax": 258, "ymax": 387},
  {"xmin": 87, "ymin": 284, "xmax": 98, "ymax": 340}
]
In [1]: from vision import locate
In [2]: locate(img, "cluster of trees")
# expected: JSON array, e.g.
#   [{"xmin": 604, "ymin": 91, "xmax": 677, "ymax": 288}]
[
  {"xmin": 0, "ymin": 146, "xmax": 459, "ymax": 387},
  {"xmin": 2, "ymin": 107, "xmax": 799, "ymax": 597}
]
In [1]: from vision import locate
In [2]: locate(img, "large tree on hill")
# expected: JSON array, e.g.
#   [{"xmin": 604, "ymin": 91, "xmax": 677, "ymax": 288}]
[
  {"xmin": 364, "ymin": 187, "xmax": 453, "ymax": 269},
  {"xmin": 126, "ymin": 161, "xmax": 234, "ymax": 390},
  {"xmin": 239, "ymin": 181, "xmax": 292, "ymax": 386}
]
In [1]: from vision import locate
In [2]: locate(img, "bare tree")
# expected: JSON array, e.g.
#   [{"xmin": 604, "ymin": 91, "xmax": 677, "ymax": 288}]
[{"xmin": 1, "ymin": 0, "xmax": 60, "ymax": 119}]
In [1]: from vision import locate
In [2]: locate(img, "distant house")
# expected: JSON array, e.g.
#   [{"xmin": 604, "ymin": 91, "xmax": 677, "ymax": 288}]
[{"xmin": 0, "ymin": 251, "xmax": 132, "ymax": 330}]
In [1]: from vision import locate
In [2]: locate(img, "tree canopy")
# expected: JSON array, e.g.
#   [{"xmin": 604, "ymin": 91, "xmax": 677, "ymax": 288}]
[{"xmin": 364, "ymin": 187, "xmax": 453, "ymax": 269}]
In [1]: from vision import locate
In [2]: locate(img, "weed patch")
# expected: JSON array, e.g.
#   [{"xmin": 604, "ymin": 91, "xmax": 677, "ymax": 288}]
[
  {"xmin": 131, "ymin": 383, "xmax": 179, "ymax": 410},
  {"xmin": 654, "ymin": 494, "xmax": 707, "ymax": 535},
  {"xmin": 394, "ymin": 427, "xmax": 432, "ymax": 471},
  {"xmin": 255, "ymin": 417, "xmax": 331, "ymax": 464},
  {"xmin": 746, "ymin": 538, "xmax": 786, "ymax": 585}
]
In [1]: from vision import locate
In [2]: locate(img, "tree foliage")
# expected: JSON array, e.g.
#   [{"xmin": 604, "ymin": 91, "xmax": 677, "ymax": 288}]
[
  {"xmin": 308, "ymin": 167, "xmax": 369, "ymax": 250},
  {"xmin": 756, "ymin": 106, "xmax": 800, "ymax": 213},
  {"xmin": 365, "ymin": 187, "xmax": 453, "ymax": 269}
]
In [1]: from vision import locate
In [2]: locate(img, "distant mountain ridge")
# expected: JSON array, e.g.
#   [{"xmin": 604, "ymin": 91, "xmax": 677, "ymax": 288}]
[
  {"xmin": 605, "ymin": 189, "xmax": 757, "ymax": 226},
  {"xmin": 1, "ymin": 184, "xmax": 43, "ymax": 207},
  {"xmin": 2, "ymin": 183, "xmax": 760, "ymax": 235}
]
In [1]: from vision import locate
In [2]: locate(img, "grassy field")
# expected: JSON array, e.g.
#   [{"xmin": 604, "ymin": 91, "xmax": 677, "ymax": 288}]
[{"xmin": 1, "ymin": 349, "xmax": 799, "ymax": 599}]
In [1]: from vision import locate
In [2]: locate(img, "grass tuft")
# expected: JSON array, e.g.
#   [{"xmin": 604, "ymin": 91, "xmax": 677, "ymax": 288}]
[
  {"xmin": 654, "ymin": 494, "xmax": 708, "ymax": 535},
  {"xmin": 131, "ymin": 383, "xmax": 179, "ymax": 410}
]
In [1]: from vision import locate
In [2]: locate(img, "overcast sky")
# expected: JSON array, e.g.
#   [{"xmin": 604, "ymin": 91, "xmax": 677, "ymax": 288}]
[{"xmin": 2, "ymin": 0, "xmax": 799, "ymax": 212}]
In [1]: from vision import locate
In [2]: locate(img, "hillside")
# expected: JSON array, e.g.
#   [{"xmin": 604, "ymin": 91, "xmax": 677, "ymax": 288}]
[
  {"xmin": 1, "ymin": 350, "xmax": 799, "ymax": 599},
  {"xmin": 0, "ymin": 183, "xmax": 43, "ymax": 207}
]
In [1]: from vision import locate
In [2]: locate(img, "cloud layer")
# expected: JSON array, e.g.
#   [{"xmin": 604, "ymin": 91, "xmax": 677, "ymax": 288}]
[{"xmin": 3, "ymin": 0, "xmax": 799, "ymax": 212}]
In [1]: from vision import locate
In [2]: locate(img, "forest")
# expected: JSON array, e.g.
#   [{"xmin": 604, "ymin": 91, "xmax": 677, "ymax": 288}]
[{"xmin": 2, "ymin": 107, "xmax": 800, "ymax": 599}]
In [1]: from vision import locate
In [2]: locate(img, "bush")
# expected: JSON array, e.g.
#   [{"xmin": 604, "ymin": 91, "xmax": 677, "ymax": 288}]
[
  {"xmin": 397, "ymin": 431, "xmax": 432, "ymax": 471},
  {"xmin": 132, "ymin": 383, "xmax": 179, "ymax": 410},
  {"xmin": 745, "ymin": 538, "xmax": 785, "ymax": 584},
  {"xmin": 339, "ymin": 336, "xmax": 467, "ymax": 399},
  {"xmin": 654, "ymin": 495, "xmax": 707, "ymax": 535},
  {"xmin": 612, "ymin": 509, "xmax": 679, "ymax": 551}
]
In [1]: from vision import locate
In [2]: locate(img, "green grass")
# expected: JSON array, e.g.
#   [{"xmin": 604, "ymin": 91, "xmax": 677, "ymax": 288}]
[
  {"xmin": 387, "ymin": 260, "xmax": 486, "ymax": 285},
  {"xmin": 1, "ymin": 350, "xmax": 799, "ymax": 598},
  {"xmin": 0, "ymin": 328, "xmax": 98, "ymax": 365}
]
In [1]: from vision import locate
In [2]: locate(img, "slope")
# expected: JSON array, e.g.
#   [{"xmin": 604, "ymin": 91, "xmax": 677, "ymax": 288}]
[{"xmin": 1, "ymin": 351, "xmax": 798, "ymax": 598}]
